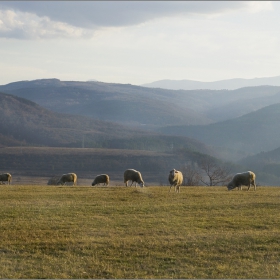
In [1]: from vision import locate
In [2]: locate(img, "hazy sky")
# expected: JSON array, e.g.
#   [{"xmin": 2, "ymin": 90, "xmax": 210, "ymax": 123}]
[{"xmin": 0, "ymin": 1, "xmax": 279, "ymax": 85}]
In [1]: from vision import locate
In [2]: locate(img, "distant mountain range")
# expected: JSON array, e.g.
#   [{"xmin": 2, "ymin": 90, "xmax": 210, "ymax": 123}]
[
  {"xmin": 1, "ymin": 79, "xmax": 280, "ymax": 127},
  {"xmin": 0, "ymin": 79, "xmax": 210, "ymax": 127},
  {"xmin": 142, "ymin": 76, "xmax": 280, "ymax": 90},
  {"xmin": 2, "ymin": 78, "xmax": 280, "ymax": 158}
]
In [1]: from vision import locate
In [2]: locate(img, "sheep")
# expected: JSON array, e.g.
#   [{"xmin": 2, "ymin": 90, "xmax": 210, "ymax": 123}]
[
  {"xmin": 92, "ymin": 174, "xmax": 109, "ymax": 186},
  {"xmin": 227, "ymin": 171, "xmax": 256, "ymax": 191},
  {"xmin": 124, "ymin": 169, "xmax": 144, "ymax": 187},
  {"xmin": 0, "ymin": 173, "xmax": 12, "ymax": 185},
  {"xmin": 57, "ymin": 173, "xmax": 77, "ymax": 186},
  {"xmin": 168, "ymin": 169, "xmax": 183, "ymax": 193}
]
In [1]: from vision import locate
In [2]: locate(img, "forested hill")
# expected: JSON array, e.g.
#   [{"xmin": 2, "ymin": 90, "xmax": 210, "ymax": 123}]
[
  {"xmin": 159, "ymin": 103, "xmax": 280, "ymax": 156},
  {"xmin": 0, "ymin": 91, "xmax": 139, "ymax": 147},
  {"xmin": 0, "ymin": 79, "xmax": 211, "ymax": 127},
  {"xmin": 0, "ymin": 91, "xmax": 215, "ymax": 156}
]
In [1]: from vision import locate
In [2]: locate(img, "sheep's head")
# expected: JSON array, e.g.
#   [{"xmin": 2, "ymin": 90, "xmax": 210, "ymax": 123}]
[
  {"xmin": 170, "ymin": 169, "xmax": 177, "ymax": 177},
  {"xmin": 227, "ymin": 182, "xmax": 235, "ymax": 191}
]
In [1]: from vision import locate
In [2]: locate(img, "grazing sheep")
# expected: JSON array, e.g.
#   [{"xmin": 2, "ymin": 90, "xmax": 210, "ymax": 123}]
[
  {"xmin": 124, "ymin": 169, "xmax": 144, "ymax": 187},
  {"xmin": 92, "ymin": 174, "xmax": 110, "ymax": 186},
  {"xmin": 168, "ymin": 169, "xmax": 183, "ymax": 193},
  {"xmin": 0, "ymin": 173, "xmax": 12, "ymax": 185},
  {"xmin": 47, "ymin": 175, "xmax": 61, "ymax": 185},
  {"xmin": 227, "ymin": 171, "xmax": 256, "ymax": 191},
  {"xmin": 57, "ymin": 173, "xmax": 77, "ymax": 186}
]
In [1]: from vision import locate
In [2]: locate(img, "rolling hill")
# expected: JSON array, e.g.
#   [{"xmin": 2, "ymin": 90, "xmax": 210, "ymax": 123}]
[
  {"xmin": 0, "ymin": 91, "xmax": 142, "ymax": 147},
  {"xmin": 159, "ymin": 103, "xmax": 280, "ymax": 157},
  {"xmin": 0, "ymin": 91, "xmax": 217, "ymax": 157},
  {"xmin": 204, "ymin": 86, "xmax": 280, "ymax": 121}
]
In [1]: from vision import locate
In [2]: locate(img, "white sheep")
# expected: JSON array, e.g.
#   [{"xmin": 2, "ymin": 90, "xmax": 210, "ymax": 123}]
[
  {"xmin": 227, "ymin": 171, "xmax": 256, "ymax": 191},
  {"xmin": 92, "ymin": 174, "xmax": 109, "ymax": 186},
  {"xmin": 123, "ymin": 169, "xmax": 144, "ymax": 187},
  {"xmin": 168, "ymin": 169, "xmax": 183, "ymax": 193},
  {"xmin": 57, "ymin": 173, "xmax": 77, "ymax": 186},
  {"xmin": 0, "ymin": 173, "xmax": 12, "ymax": 185}
]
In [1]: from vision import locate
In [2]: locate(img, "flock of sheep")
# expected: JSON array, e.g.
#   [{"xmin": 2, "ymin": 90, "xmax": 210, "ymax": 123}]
[{"xmin": 0, "ymin": 169, "xmax": 257, "ymax": 191}]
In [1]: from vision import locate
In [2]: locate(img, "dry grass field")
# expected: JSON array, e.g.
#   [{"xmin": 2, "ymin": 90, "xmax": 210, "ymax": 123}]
[{"xmin": 0, "ymin": 184, "xmax": 279, "ymax": 278}]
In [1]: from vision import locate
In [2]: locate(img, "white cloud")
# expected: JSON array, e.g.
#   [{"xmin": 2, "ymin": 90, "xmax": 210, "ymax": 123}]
[
  {"xmin": 0, "ymin": 9, "xmax": 93, "ymax": 39},
  {"xmin": 245, "ymin": 1, "xmax": 273, "ymax": 13},
  {"xmin": 0, "ymin": 1, "xmax": 275, "ymax": 40}
]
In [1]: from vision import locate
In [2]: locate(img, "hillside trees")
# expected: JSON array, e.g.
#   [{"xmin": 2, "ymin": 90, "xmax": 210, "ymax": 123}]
[
  {"xmin": 198, "ymin": 158, "xmax": 231, "ymax": 186},
  {"xmin": 180, "ymin": 155, "xmax": 232, "ymax": 186},
  {"xmin": 181, "ymin": 163, "xmax": 201, "ymax": 186}
]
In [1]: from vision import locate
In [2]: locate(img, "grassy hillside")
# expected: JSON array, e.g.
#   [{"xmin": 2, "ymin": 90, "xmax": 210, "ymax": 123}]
[
  {"xmin": 159, "ymin": 103, "xmax": 280, "ymax": 156},
  {"xmin": 0, "ymin": 185, "xmax": 279, "ymax": 278}
]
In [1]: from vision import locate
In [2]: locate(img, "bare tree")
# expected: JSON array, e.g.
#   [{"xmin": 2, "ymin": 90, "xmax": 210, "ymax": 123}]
[
  {"xmin": 198, "ymin": 158, "xmax": 231, "ymax": 186},
  {"xmin": 181, "ymin": 163, "xmax": 202, "ymax": 186}
]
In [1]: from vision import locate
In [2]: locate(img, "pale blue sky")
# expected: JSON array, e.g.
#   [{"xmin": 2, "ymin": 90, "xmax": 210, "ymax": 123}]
[{"xmin": 0, "ymin": 1, "xmax": 279, "ymax": 85}]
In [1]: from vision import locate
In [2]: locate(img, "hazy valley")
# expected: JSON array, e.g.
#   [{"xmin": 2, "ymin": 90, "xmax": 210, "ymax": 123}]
[{"xmin": 1, "ymin": 78, "xmax": 280, "ymax": 185}]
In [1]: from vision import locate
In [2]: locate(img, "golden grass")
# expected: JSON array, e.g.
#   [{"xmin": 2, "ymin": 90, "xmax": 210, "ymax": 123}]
[{"xmin": 0, "ymin": 185, "xmax": 279, "ymax": 278}]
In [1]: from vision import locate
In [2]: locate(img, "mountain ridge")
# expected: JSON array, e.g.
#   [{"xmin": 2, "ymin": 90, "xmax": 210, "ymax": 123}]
[
  {"xmin": 2, "ymin": 78, "xmax": 280, "ymax": 127},
  {"xmin": 142, "ymin": 76, "xmax": 280, "ymax": 90},
  {"xmin": 0, "ymin": 79, "xmax": 212, "ymax": 127}
]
